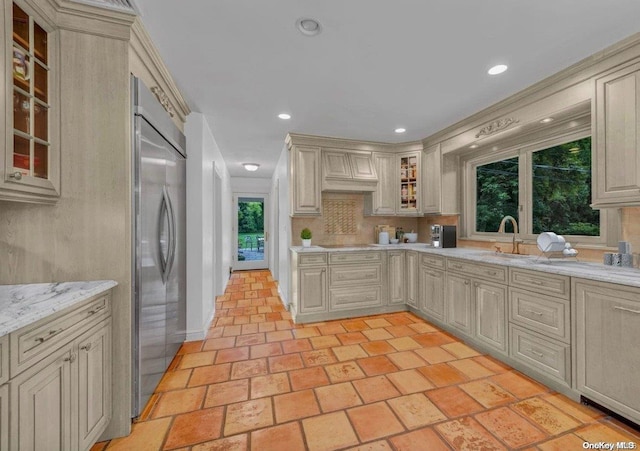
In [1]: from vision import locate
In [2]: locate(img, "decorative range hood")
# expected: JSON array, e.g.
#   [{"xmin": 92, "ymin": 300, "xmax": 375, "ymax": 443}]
[{"xmin": 321, "ymin": 149, "xmax": 378, "ymax": 192}]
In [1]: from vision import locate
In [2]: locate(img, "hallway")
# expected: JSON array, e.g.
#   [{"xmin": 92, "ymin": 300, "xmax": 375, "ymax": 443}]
[{"xmin": 95, "ymin": 270, "xmax": 639, "ymax": 450}]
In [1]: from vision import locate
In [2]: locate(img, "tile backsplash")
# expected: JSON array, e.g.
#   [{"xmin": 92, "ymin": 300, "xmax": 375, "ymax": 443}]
[{"xmin": 292, "ymin": 193, "xmax": 419, "ymax": 246}]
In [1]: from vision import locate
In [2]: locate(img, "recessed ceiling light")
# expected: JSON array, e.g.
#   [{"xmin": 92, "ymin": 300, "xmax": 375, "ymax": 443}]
[
  {"xmin": 488, "ymin": 64, "xmax": 508, "ymax": 75},
  {"xmin": 394, "ymin": 128, "xmax": 406, "ymax": 134},
  {"xmin": 469, "ymin": 144, "xmax": 478, "ymax": 149},
  {"xmin": 540, "ymin": 117, "xmax": 554, "ymax": 123},
  {"xmin": 243, "ymin": 163, "xmax": 260, "ymax": 172},
  {"xmin": 278, "ymin": 113, "xmax": 291, "ymax": 120},
  {"xmin": 296, "ymin": 18, "xmax": 321, "ymax": 36}
]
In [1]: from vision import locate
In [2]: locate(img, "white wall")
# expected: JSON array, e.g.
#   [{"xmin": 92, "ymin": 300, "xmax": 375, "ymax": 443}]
[
  {"xmin": 270, "ymin": 145, "xmax": 291, "ymax": 305},
  {"xmin": 185, "ymin": 113, "xmax": 232, "ymax": 340},
  {"xmin": 231, "ymin": 176, "xmax": 272, "ymax": 193}
]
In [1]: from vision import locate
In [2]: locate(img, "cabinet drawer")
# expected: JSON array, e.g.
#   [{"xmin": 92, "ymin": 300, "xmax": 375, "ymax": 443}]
[
  {"xmin": 509, "ymin": 288, "xmax": 570, "ymax": 343},
  {"xmin": 330, "ymin": 286, "xmax": 382, "ymax": 311},
  {"xmin": 447, "ymin": 258, "xmax": 507, "ymax": 283},
  {"xmin": 421, "ymin": 254, "xmax": 445, "ymax": 269},
  {"xmin": 329, "ymin": 264, "xmax": 381, "ymax": 287},
  {"xmin": 298, "ymin": 253, "xmax": 328, "ymax": 266},
  {"xmin": 509, "ymin": 325, "xmax": 570, "ymax": 384},
  {"xmin": 509, "ymin": 268, "xmax": 570, "ymax": 300},
  {"xmin": 0, "ymin": 335, "xmax": 7, "ymax": 385},
  {"xmin": 329, "ymin": 251, "xmax": 382, "ymax": 264},
  {"xmin": 11, "ymin": 293, "xmax": 110, "ymax": 377}
]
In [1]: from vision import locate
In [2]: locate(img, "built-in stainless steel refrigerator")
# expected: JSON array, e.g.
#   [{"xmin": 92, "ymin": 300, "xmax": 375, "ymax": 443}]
[{"xmin": 131, "ymin": 76, "xmax": 186, "ymax": 418}]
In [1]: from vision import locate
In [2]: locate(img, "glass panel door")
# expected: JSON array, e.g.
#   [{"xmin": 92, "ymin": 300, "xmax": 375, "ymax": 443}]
[{"xmin": 234, "ymin": 194, "xmax": 269, "ymax": 271}]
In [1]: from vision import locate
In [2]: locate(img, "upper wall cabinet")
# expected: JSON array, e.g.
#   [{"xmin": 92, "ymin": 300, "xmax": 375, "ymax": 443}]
[
  {"xmin": 321, "ymin": 149, "xmax": 377, "ymax": 192},
  {"xmin": 398, "ymin": 151, "xmax": 421, "ymax": 215},
  {"xmin": 422, "ymin": 144, "xmax": 442, "ymax": 214},
  {"xmin": 365, "ymin": 152, "xmax": 396, "ymax": 215},
  {"xmin": 290, "ymin": 145, "xmax": 321, "ymax": 216},
  {"xmin": 1, "ymin": 1, "xmax": 60, "ymax": 203},
  {"xmin": 593, "ymin": 59, "xmax": 640, "ymax": 208}
]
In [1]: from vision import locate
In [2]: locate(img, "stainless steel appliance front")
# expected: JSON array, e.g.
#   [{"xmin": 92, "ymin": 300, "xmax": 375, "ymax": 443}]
[{"xmin": 132, "ymin": 76, "xmax": 187, "ymax": 418}]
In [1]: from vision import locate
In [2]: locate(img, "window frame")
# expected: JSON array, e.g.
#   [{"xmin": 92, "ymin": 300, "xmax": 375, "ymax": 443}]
[{"xmin": 462, "ymin": 126, "xmax": 611, "ymax": 246}]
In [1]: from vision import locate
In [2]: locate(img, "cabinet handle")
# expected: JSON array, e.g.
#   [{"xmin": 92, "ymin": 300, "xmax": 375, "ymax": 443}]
[
  {"xmin": 452, "ymin": 264, "xmax": 462, "ymax": 269},
  {"xmin": 464, "ymin": 281, "xmax": 469, "ymax": 285},
  {"xmin": 529, "ymin": 349, "xmax": 544, "ymax": 358},
  {"xmin": 81, "ymin": 343, "xmax": 93, "ymax": 351},
  {"xmin": 9, "ymin": 172, "xmax": 23, "ymax": 181},
  {"xmin": 365, "ymin": 296, "xmax": 375, "ymax": 300},
  {"xmin": 426, "ymin": 271, "xmax": 440, "ymax": 278},
  {"xmin": 613, "ymin": 306, "xmax": 640, "ymax": 315},
  {"xmin": 474, "ymin": 282, "xmax": 479, "ymax": 287},
  {"xmin": 529, "ymin": 279, "xmax": 543, "ymax": 285},
  {"xmin": 487, "ymin": 270, "xmax": 497, "ymax": 276},
  {"xmin": 321, "ymin": 268, "xmax": 326, "ymax": 273},
  {"xmin": 88, "ymin": 304, "xmax": 106, "ymax": 315},
  {"xmin": 35, "ymin": 328, "xmax": 64, "ymax": 344},
  {"xmin": 524, "ymin": 309, "xmax": 544, "ymax": 316},
  {"xmin": 63, "ymin": 353, "xmax": 77, "ymax": 363}
]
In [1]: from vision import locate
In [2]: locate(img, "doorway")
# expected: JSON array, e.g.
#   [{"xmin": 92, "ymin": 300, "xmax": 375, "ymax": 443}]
[{"xmin": 234, "ymin": 194, "xmax": 269, "ymax": 270}]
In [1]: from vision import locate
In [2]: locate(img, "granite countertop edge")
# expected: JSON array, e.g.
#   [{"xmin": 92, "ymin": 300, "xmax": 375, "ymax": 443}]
[
  {"xmin": 0, "ymin": 280, "xmax": 118, "ymax": 337},
  {"xmin": 290, "ymin": 244, "xmax": 640, "ymax": 289}
]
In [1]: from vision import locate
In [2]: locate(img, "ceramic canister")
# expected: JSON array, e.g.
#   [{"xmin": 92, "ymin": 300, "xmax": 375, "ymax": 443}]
[{"xmin": 378, "ymin": 231, "xmax": 389, "ymax": 245}]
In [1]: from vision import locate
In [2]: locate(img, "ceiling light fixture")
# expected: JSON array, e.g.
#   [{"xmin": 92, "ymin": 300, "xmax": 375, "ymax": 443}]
[
  {"xmin": 278, "ymin": 113, "xmax": 291, "ymax": 120},
  {"xmin": 488, "ymin": 64, "xmax": 508, "ymax": 75},
  {"xmin": 394, "ymin": 128, "xmax": 406, "ymax": 134},
  {"xmin": 469, "ymin": 144, "xmax": 478, "ymax": 149},
  {"xmin": 296, "ymin": 18, "xmax": 321, "ymax": 36},
  {"xmin": 540, "ymin": 117, "xmax": 554, "ymax": 123},
  {"xmin": 243, "ymin": 163, "xmax": 260, "ymax": 172}
]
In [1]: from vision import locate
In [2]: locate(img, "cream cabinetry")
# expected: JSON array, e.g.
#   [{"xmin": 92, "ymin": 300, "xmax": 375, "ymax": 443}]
[
  {"xmin": 421, "ymin": 144, "xmax": 441, "ymax": 214},
  {"xmin": 6, "ymin": 291, "xmax": 112, "ymax": 451},
  {"xmin": 0, "ymin": 384, "xmax": 7, "ymax": 450},
  {"xmin": 365, "ymin": 152, "xmax": 396, "ymax": 215},
  {"xmin": 508, "ymin": 268, "xmax": 571, "ymax": 386},
  {"xmin": 405, "ymin": 251, "xmax": 418, "ymax": 307},
  {"xmin": 289, "ymin": 145, "xmax": 321, "ymax": 216},
  {"xmin": 329, "ymin": 251, "xmax": 385, "ymax": 312},
  {"xmin": 574, "ymin": 279, "xmax": 640, "ymax": 424},
  {"xmin": 388, "ymin": 250, "xmax": 405, "ymax": 305},
  {"xmin": 419, "ymin": 254, "xmax": 445, "ymax": 322},
  {"xmin": 299, "ymin": 266, "xmax": 327, "ymax": 315},
  {"xmin": 2, "ymin": 0, "xmax": 61, "ymax": 203},
  {"xmin": 446, "ymin": 259, "xmax": 507, "ymax": 354},
  {"xmin": 321, "ymin": 150, "xmax": 377, "ymax": 191},
  {"xmin": 593, "ymin": 59, "xmax": 640, "ymax": 207},
  {"xmin": 398, "ymin": 151, "xmax": 421, "ymax": 214}
]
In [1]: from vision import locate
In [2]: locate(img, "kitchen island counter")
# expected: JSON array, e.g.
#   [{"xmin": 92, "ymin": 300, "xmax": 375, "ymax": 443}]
[{"xmin": 0, "ymin": 280, "xmax": 117, "ymax": 337}]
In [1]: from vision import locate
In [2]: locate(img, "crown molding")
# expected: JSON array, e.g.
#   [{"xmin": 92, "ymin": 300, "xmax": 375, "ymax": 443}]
[
  {"xmin": 44, "ymin": 0, "xmax": 136, "ymax": 40},
  {"xmin": 286, "ymin": 133, "xmax": 422, "ymax": 153},
  {"xmin": 130, "ymin": 18, "xmax": 190, "ymax": 124}
]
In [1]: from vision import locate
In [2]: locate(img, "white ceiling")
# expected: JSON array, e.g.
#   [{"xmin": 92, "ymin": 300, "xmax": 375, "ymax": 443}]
[{"xmin": 134, "ymin": 0, "xmax": 640, "ymax": 178}]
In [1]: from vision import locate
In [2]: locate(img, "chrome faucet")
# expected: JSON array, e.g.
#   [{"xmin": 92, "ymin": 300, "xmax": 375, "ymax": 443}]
[{"xmin": 497, "ymin": 215, "xmax": 522, "ymax": 254}]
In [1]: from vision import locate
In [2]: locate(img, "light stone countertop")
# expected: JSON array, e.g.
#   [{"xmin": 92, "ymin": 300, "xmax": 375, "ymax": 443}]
[
  {"xmin": 0, "ymin": 280, "xmax": 117, "ymax": 337},
  {"xmin": 291, "ymin": 244, "xmax": 640, "ymax": 289}
]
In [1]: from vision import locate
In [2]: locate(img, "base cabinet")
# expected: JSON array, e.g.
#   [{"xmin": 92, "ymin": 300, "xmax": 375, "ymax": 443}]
[
  {"xmin": 474, "ymin": 281, "xmax": 507, "ymax": 354},
  {"xmin": 299, "ymin": 267, "xmax": 328, "ymax": 314},
  {"xmin": 0, "ymin": 384, "xmax": 7, "ymax": 450},
  {"xmin": 419, "ymin": 266, "xmax": 445, "ymax": 321},
  {"xmin": 575, "ymin": 279, "xmax": 640, "ymax": 424},
  {"xmin": 445, "ymin": 273, "xmax": 473, "ymax": 336},
  {"xmin": 388, "ymin": 251, "xmax": 405, "ymax": 305},
  {"xmin": 405, "ymin": 251, "xmax": 418, "ymax": 307}
]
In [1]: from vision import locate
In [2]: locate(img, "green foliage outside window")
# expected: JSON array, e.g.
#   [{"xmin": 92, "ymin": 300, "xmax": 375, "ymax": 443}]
[
  {"xmin": 475, "ymin": 137, "xmax": 599, "ymax": 236},
  {"xmin": 238, "ymin": 201, "xmax": 264, "ymax": 234}
]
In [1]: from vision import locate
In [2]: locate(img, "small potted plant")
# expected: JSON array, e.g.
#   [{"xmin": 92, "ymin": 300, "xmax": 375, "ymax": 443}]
[{"xmin": 301, "ymin": 228, "xmax": 312, "ymax": 247}]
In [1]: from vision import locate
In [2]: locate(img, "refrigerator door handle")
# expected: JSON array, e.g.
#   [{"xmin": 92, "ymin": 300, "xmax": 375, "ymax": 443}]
[{"xmin": 164, "ymin": 186, "xmax": 177, "ymax": 281}]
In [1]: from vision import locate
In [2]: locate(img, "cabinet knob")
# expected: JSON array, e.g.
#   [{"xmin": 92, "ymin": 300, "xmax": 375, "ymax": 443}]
[
  {"xmin": 81, "ymin": 343, "xmax": 93, "ymax": 351},
  {"xmin": 9, "ymin": 171, "xmax": 23, "ymax": 181},
  {"xmin": 63, "ymin": 353, "xmax": 77, "ymax": 363},
  {"xmin": 474, "ymin": 282, "xmax": 479, "ymax": 287},
  {"xmin": 464, "ymin": 281, "xmax": 469, "ymax": 285}
]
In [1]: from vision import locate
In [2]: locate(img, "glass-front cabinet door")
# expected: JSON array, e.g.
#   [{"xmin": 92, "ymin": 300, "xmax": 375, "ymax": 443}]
[
  {"xmin": 399, "ymin": 152, "xmax": 420, "ymax": 214},
  {"xmin": 2, "ymin": 1, "xmax": 59, "ymax": 202}
]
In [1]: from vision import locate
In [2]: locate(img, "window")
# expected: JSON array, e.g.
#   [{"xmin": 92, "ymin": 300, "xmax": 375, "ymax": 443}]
[{"xmin": 465, "ymin": 133, "xmax": 606, "ymax": 243}]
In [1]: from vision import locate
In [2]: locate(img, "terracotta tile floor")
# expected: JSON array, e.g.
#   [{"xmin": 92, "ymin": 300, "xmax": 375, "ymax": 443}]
[{"xmin": 95, "ymin": 270, "xmax": 640, "ymax": 450}]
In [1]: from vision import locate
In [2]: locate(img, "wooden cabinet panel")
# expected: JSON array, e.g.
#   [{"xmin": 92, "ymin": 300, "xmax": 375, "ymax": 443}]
[
  {"xmin": 329, "ymin": 264, "xmax": 381, "ymax": 287},
  {"xmin": 420, "ymin": 254, "xmax": 445, "ymax": 270},
  {"xmin": 474, "ymin": 281, "xmax": 507, "ymax": 353},
  {"xmin": 509, "ymin": 268, "xmax": 570, "ymax": 300},
  {"xmin": 422, "ymin": 144, "xmax": 442, "ymax": 214},
  {"xmin": 510, "ymin": 324, "xmax": 570, "ymax": 385},
  {"xmin": 350, "ymin": 153, "xmax": 377, "ymax": 180},
  {"xmin": 11, "ymin": 344, "xmax": 74, "ymax": 451},
  {"xmin": 77, "ymin": 320, "xmax": 112, "ymax": 451},
  {"xmin": 366, "ymin": 153, "xmax": 396, "ymax": 215},
  {"xmin": 0, "ymin": 335, "xmax": 7, "ymax": 385},
  {"xmin": 420, "ymin": 266, "xmax": 444, "ymax": 321},
  {"xmin": 329, "ymin": 251, "xmax": 382, "ymax": 265},
  {"xmin": 298, "ymin": 253, "xmax": 328, "ymax": 266},
  {"xmin": 445, "ymin": 273, "xmax": 473, "ymax": 336},
  {"xmin": 575, "ymin": 280, "xmax": 640, "ymax": 424},
  {"xmin": 388, "ymin": 251, "xmax": 405, "ymax": 305},
  {"xmin": 509, "ymin": 288, "xmax": 570, "ymax": 343},
  {"xmin": 299, "ymin": 267, "xmax": 327, "ymax": 314},
  {"xmin": 290, "ymin": 146, "xmax": 321, "ymax": 215},
  {"xmin": 329, "ymin": 286, "xmax": 382, "ymax": 311},
  {"xmin": 447, "ymin": 259, "xmax": 507, "ymax": 284},
  {"xmin": 322, "ymin": 151, "xmax": 352, "ymax": 179},
  {"xmin": 594, "ymin": 60, "xmax": 640, "ymax": 207},
  {"xmin": 0, "ymin": 384, "xmax": 7, "ymax": 451},
  {"xmin": 406, "ymin": 251, "xmax": 418, "ymax": 307}
]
